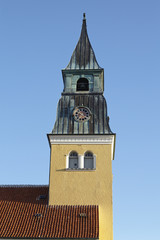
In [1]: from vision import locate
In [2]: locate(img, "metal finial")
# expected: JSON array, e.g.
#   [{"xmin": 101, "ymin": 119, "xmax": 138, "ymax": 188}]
[{"xmin": 83, "ymin": 13, "xmax": 86, "ymax": 20}]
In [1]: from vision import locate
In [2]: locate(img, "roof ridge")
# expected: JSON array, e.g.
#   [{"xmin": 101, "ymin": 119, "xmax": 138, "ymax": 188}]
[
  {"xmin": 0, "ymin": 200, "xmax": 99, "ymax": 208},
  {"xmin": 48, "ymin": 204, "xmax": 99, "ymax": 207},
  {"xmin": 0, "ymin": 184, "xmax": 49, "ymax": 188}
]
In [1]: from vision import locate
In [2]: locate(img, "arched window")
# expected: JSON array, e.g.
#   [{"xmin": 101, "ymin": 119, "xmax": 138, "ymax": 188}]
[
  {"xmin": 84, "ymin": 151, "xmax": 94, "ymax": 169},
  {"xmin": 77, "ymin": 78, "xmax": 89, "ymax": 91},
  {"xmin": 69, "ymin": 151, "xmax": 78, "ymax": 169}
]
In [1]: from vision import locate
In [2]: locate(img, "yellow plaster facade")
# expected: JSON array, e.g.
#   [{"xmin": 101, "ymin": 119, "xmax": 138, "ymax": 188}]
[{"xmin": 49, "ymin": 144, "xmax": 113, "ymax": 240}]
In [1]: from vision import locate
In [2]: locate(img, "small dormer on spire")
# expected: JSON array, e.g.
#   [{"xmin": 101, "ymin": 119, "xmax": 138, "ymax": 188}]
[{"xmin": 66, "ymin": 13, "xmax": 102, "ymax": 70}]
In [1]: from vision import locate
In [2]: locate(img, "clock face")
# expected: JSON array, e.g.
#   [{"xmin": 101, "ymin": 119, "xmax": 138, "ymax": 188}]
[{"xmin": 73, "ymin": 107, "xmax": 91, "ymax": 122}]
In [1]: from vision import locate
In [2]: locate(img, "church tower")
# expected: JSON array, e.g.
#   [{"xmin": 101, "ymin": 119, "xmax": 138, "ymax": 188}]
[{"xmin": 48, "ymin": 14, "xmax": 116, "ymax": 240}]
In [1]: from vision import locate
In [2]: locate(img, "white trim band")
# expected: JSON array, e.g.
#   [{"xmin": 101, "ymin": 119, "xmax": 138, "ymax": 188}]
[
  {"xmin": 48, "ymin": 135, "xmax": 114, "ymax": 145},
  {"xmin": 48, "ymin": 134, "xmax": 115, "ymax": 160}
]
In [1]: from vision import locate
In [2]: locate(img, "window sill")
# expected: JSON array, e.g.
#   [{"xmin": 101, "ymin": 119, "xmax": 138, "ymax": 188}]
[{"xmin": 66, "ymin": 168, "xmax": 96, "ymax": 171}]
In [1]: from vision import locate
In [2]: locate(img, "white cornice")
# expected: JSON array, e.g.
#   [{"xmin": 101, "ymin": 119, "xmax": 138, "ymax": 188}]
[
  {"xmin": 48, "ymin": 134, "xmax": 114, "ymax": 144},
  {"xmin": 48, "ymin": 134, "xmax": 115, "ymax": 160}
]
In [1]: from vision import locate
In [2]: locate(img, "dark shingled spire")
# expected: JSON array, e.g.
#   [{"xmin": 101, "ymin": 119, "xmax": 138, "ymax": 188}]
[{"xmin": 66, "ymin": 13, "xmax": 102, "ymax": 70}]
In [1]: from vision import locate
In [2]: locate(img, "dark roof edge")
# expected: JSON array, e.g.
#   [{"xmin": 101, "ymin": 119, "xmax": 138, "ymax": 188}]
[
  {"xmin": 0, "ymin": 185, "xmax": 49, "ymax": 188},
  {"xmin": 61, "ymin": 92, "xmax": 104, "ymax": 96},
  {"xmin": 62, "ymin": 68, "xmax": 104, "ymax": 73},
  {"xmin": 0, "ymin": 238, "xmax": 99, "ymax": 240},
  {"xmin": 47, "ymin": 133, "xmax": 116, "ymax": 136}
]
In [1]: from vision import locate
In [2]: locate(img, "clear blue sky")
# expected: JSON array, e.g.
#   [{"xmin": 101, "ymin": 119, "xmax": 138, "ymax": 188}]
[{"xmin": 0, "ymin": 0, "xmax": 160, "ymax": 239}]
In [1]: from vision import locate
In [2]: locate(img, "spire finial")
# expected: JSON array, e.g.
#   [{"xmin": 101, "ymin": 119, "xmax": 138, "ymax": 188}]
[{"xmin": 65, "ymin": 12, "xmax": 101, "ymax": 70}]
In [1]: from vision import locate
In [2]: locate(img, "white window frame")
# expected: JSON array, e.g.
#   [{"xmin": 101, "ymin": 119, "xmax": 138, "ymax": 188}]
[{"xmin": 66, "ymin": 152, "xmax": 96, "ymax": 170}]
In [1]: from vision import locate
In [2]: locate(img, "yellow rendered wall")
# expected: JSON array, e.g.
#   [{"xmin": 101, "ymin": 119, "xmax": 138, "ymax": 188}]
[{"xmin": 49, "ymin": 144, "xmax": 113, "ymax": 240}]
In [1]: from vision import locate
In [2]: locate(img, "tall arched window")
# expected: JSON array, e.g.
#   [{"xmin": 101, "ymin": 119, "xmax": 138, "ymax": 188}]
[
  {"xmin": 84, "ymin": 151, "xmax": 94, "ymax": 169},
  {"xmin": 69, "ymin": 151, "xmax": 78, "ymax": 169},
  {"xmin": 77, "ymin": 78, "xmax": 89, "ymax": 91}
]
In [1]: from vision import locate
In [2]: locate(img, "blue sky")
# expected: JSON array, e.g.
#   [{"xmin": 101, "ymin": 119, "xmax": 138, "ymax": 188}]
[{"xmin": 0, "ymin": 0, "xmax": 160, "ymax": 239}]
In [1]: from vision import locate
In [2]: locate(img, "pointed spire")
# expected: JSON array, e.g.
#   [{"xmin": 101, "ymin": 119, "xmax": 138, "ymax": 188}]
[{"xmin": 65, "ymin": 13, "xmax": 101, "ymax": 70}]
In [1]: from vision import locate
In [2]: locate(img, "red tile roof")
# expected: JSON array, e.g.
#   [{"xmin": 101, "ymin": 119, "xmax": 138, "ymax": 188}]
[
  {"xmin": 0, "ymin": 185, "xmax": 49, "ymax": 204},
  {"xmin": 0, "ymin": 186, "xmax": 99, "ymax": 239}
]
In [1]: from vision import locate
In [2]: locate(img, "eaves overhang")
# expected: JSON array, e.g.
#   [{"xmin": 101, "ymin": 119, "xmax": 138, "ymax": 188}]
[{"xmin": 1, "ymin": 238, "xmax": 99, "ymax": 240}]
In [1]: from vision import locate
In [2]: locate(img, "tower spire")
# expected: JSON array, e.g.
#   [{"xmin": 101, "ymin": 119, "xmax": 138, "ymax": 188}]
[{"xmin": 65, "ymin": 14, "xmax": 101, "ymax": 70}]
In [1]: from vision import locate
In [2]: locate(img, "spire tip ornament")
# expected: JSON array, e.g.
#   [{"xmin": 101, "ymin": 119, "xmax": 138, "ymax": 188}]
[{"xmin": 65, "ymin": 13, "xmax": 101, "ymax": 70}]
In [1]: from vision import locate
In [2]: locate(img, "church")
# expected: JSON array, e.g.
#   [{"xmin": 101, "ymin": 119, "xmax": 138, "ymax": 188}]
[{"xmin": 0, "ymin": 14, "xmax": 116, "ymax": 240}]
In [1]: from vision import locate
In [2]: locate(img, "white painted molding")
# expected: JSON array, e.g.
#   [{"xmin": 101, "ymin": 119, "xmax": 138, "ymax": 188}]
[
  {"xmin": 66, "ymin": 155, "xmax": 69, "ymax": 168},
  {"xmin": 48, "ymin": 135, "xmax": 114, "ymax": 145},
  {"xmin": 78, "ymin": 155, "xmax": 84, "ymax": 168},
  {"xmin": 48, "ymin": 134, "xmax": 115, "ymax": 160}
]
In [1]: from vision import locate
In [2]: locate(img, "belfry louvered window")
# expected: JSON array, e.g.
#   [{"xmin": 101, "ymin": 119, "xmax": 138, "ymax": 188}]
[
  {"xmin": 77, "ymin": 78, "xmax": 89, "ymax": 91},
  {"xmin": 69, "ymin": 151, "xmax": 78, "ymax": 169},
  {"xmin": 84, "ymin": 151, "xmax": 94, "ymax": 169}
]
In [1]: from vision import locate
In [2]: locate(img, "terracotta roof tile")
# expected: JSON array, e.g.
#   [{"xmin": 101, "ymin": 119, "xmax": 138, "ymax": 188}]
[
  {"xmin": 0, "ymin": 186, "xmax": 99, "ymax": 239},
  {"xmin": 0, "ymin": 185, "xmax": 48, "ymax": 204}
]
